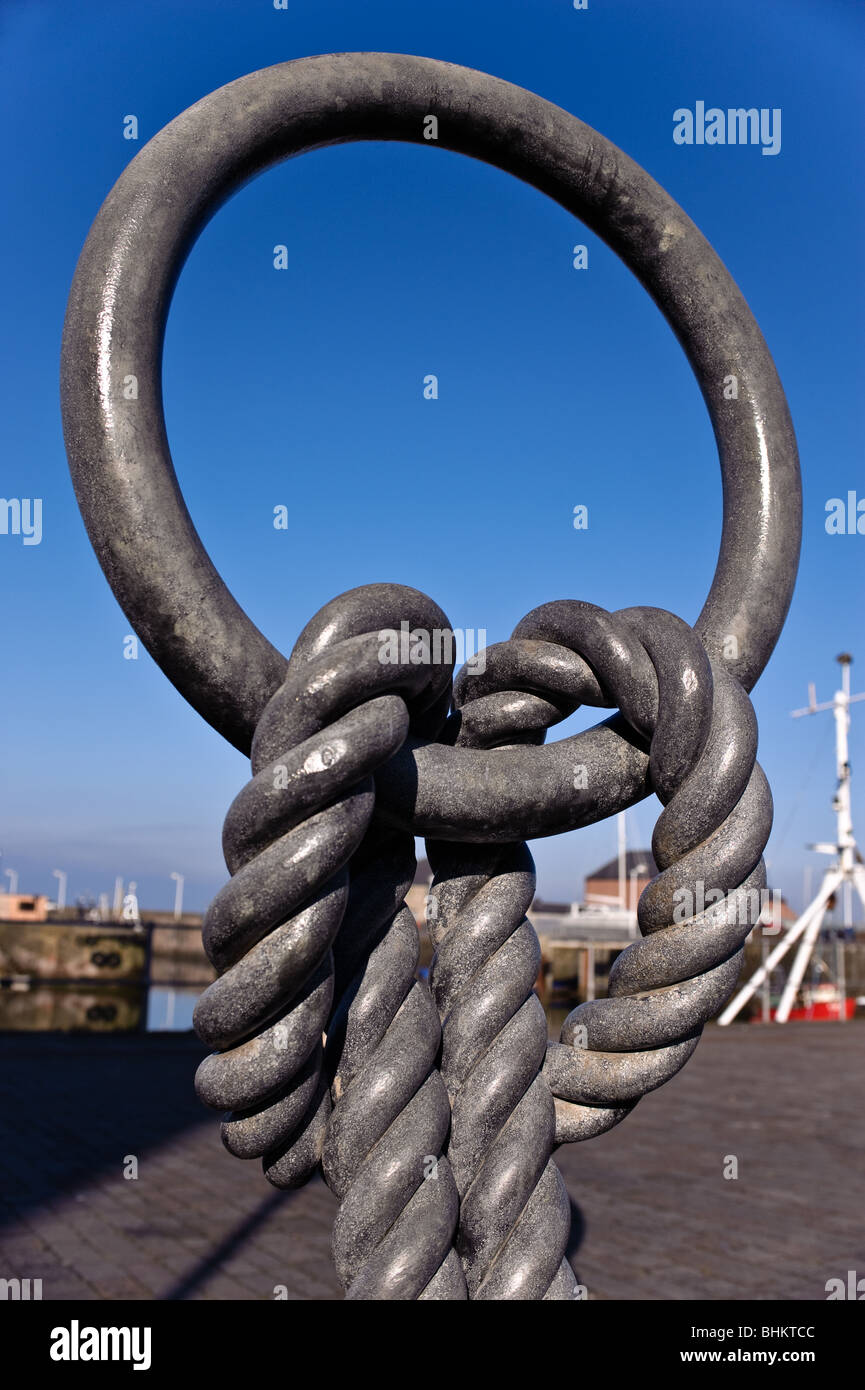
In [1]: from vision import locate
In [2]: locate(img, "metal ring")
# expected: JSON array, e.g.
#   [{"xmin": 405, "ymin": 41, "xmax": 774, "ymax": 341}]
[{"xmin": 61, "ymin": 52, "xmax": 800, "ymax": 755}]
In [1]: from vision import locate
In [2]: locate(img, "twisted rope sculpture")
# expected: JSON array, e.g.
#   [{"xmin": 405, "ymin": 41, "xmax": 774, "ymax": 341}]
[
  {"xmin": 427, "ymin": 840, "xmax": 577, "ymax": 1300},
  {"xmin": 426, "ymin": 641, "xmax": 581, "ymax": 1298},
  {"xmin": 194, "ymin": 585, "xmax": 467, "ymax": 1296},
  {"xmin": 61, "ymin": 53, "xmax": 801, "ymax": 1300},
  {"xmin": 544, "ymin": 610, "xmax": 771, "ymax": 1141},
  {"xmin": 324, "ymin": 824, "xmax": 466, "ymax": 1299},
  {"xmin": 421, "ymin": 601, "xmax": 769, "ymax": 1295}
]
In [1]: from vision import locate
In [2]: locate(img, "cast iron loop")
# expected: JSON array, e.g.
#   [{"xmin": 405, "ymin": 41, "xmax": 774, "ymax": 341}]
[
  {"xmin": 61, "ymin": 51, "xmax": 800, "ymax": 775},
  {"xmin": 59, "ymin": 55, "xmax": 802, "ymax": 1302}
]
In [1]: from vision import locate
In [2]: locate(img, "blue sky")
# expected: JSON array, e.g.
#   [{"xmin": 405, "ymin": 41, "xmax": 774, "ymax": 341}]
[{"xmin": 1, "ymin": 0, "xmax": 862, "ymax": 915}]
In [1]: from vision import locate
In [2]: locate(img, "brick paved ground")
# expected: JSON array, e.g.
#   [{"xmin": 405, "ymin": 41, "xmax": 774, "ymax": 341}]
[
  {"xmin": 556, "ymin": 1020, "xmax": 865, "ymax": 1301},
  {"xmin": 0, "ymin": 1021, "xmax": 861, "ymax": 1300}
]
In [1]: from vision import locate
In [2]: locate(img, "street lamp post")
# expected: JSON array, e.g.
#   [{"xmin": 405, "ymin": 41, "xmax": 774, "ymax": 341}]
[
  {"xmin": 170, "ymin": 872, "xmax": 185, "ymax": 921},
  {"xmin": 52, "ymin": 869, "xmax": 68, "ymax": 912},
  {"xmin": 616, "ymin": 812, "xmax": 627, "ymax": 908},
  {"xmin": 4, "ymin": 868, "xmax": 18, "ymax": 896}
]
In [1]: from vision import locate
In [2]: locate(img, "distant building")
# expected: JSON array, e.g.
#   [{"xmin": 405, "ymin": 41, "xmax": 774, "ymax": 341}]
[
  {"xmin": 407, "ymin": 849, "xmax": 799, "ymax": 937},
  {"xmin": 756, "ymin": 894, "xmax": 799, "ymax": 935},
  {"xmin": 0, "ymin": 893, "xmax": 51, "ymax": 923},
  {"xmin": 585, "ymin": 851, "xmax": 657, "ymax": 912}
]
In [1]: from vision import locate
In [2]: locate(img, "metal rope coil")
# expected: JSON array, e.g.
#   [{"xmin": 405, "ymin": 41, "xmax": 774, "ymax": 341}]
[
  {"xmin": 421, "ymin": 599, "xmax": 769, "ymax": 1296},
  {"xmin": 323, "ymin": 827, "xmax": 467, "ymax": 1299},
  {"xmin": 60, "ymin": 54, "xmax": 802, "ymax": 1300},
  {"xmin": 193, "ymin": 584, "xmax": 466, "ymax": 1295},
  {"xmin": 426, "ymin": 839, "xmax": 577, "ymax": 1299}
]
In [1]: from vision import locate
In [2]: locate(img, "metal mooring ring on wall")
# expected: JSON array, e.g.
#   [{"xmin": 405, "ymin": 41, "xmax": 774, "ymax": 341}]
[{"xmin": 60, "ymin": 52, "xmax": 801, "ymax": 822}]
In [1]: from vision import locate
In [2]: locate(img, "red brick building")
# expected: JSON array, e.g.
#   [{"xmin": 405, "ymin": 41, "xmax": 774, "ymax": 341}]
[
  {"xmin": 0, "ymin": 893, "xmax": 51, "ymax": 923},
  {"xmin": 584, "ymin": 851, "xmax": 657, "ymax": 912}
]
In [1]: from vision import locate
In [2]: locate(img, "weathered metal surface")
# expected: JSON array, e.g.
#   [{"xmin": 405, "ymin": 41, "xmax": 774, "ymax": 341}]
[
  {"xmin": 61, "ymin": 52, "xmax": 799, "ymax": 756},
  {"xmin": 424, "ymin": 601, "xmax": 770, "ymax": 1294},
  {"xmin": 192, "ymin": 585, "xmax": 466, "ymax": 1297},
  {"xmin": 60, "ymin": 54, "xmax": 801, "ymax": 1299}
]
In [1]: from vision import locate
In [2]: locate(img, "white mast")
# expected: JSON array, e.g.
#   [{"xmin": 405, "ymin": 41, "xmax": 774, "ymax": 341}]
[{"xmin": 719, "ymin": 653, "xmax": 865, "ymax": 1025}]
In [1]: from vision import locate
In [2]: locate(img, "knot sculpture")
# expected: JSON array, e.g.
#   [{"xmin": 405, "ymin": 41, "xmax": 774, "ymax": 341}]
[{"xmin": 60, "ymin": 53, "xmax": 801, "ymax": 1300}]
